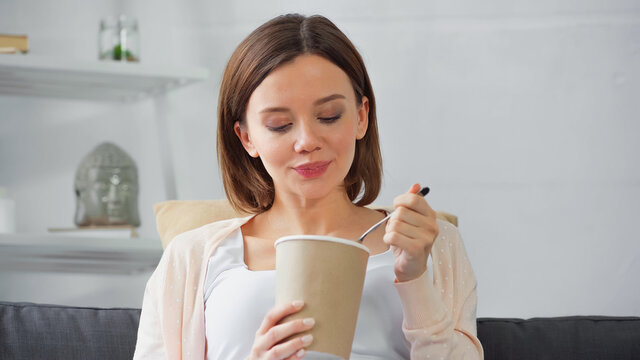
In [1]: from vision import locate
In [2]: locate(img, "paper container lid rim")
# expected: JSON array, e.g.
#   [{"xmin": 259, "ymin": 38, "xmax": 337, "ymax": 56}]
[{"xmin": 274, "ymin": 235, "xmax": 370, "ymax": 254}]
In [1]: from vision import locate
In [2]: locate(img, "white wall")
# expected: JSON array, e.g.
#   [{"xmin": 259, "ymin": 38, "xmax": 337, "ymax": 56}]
[{"xmin": 0, "ymin": 0, "xmax": 638, "ymax": 317}]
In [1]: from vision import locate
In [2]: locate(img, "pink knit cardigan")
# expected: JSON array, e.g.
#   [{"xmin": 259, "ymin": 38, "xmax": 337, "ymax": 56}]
[{"xmin": 133, "ymin": 216, "xmax": 484, "ymax": 359}]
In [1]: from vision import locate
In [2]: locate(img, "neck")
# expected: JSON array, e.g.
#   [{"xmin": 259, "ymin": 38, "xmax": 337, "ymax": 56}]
[{"xmin": 263, "ymin": 186, "xmax": 358, "ymax": 236}]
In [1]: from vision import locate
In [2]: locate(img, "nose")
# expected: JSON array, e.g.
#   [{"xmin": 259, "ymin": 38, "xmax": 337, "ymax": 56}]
[
  {"xmin": 293, "ymin": 120, "xmax": 322, "ymax": 153},
  {"xmin": 106, "ymin": 183, "xmax": 120, "ymax": 204}
]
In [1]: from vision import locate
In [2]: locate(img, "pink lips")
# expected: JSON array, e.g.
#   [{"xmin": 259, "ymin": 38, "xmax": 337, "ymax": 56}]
[{"xmin": 293, "ymin": 161, "xmax": 331, "ymax": 179}]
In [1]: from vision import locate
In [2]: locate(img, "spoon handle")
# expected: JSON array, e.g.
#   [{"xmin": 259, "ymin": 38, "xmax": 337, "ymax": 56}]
[{"xmin": 357, "ymin": 186, "xmax": 430, "ymax": 243}]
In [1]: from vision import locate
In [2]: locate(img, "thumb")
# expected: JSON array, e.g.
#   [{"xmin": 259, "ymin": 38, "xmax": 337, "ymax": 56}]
[{"xmin": 408, "ymin": 183, "xmax": 421, "ymax": 195}]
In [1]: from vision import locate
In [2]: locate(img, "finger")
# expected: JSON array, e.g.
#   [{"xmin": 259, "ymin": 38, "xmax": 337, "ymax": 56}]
[
  {"xmin": 383, "ymin": 231, "xmax": 428, "ymax": 255},
  {"xmin": 268, "ymin": 334, "xmax": 313, "ymax": 360},
  {"xmin": 284, "ymin": 348, "xmax": 307, "ymax": 360},
  {"xmin": 388, "ymin": 206, "xmax": 429, "ymax": 228},
  {"xmin": 407, "ymin": 183, "xmax": 421, "ymax": 195},
  {"xmin": 393, "ymin": 189, "xmax": 430, "ymax": 215},
  {"xmin": 387, "ymin": 217, "xmax": 439, "ymax": 251},
  {"xmin": 260, "ymin": 317, "xmax": 315, "ymax": 353},
  {"xmin": 257, "ymin": 300, "xmax": 304, "ymax": 335},
  {"xmin": 386, "ymin": 215, "xmax": 424, "ymax": 239}
]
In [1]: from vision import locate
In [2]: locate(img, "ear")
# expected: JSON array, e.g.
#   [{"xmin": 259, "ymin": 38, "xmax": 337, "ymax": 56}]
[
  {"xmin": 234, "ymin": 121, "xmax": 259, "ymax": 158},
  {"xmin": 356, "ymin": 96, "xmax": 369, "ymax": 140}
]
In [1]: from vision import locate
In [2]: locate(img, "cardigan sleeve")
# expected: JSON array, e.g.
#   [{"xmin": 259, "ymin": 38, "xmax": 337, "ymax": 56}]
[
  {"xmin": 133, "ymin": 273, "xmax": 168, "ymax": 359},
  {"xmin": 132, "ymin": 217, "xmax": 249, "ymax": 360},
  {"xmin": 133, "ymin": 251, "xmax": 170, "ymax": 359},
  {"xmin": 133, "ymin": 232, "xmax": 194, "ymax": 360},
  {"xmin": 393, "ymin": 220, "xmax": 484, "ymax": 359}
]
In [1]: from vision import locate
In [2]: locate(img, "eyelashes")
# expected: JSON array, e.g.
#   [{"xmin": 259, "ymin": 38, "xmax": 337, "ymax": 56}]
[
  {"xmin": 268, "ymin": 114, "xmax": 342, "ymax": 133},
  {"xmin": 267, "ymin": 124, "xmax": 291, "ymax": 132},
  {"xmin": 269, "ymin": 124, "xmax": 291, "ymax": 132},
  {"xmin": 319, "ymin": 115, "xmax": 341, "ymax": 123}
]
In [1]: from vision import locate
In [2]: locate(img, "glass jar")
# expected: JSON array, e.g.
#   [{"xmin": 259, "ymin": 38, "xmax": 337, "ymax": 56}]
[{"xmin": 99, "ymin": 15, "xmax": 140, "ymax": 62}]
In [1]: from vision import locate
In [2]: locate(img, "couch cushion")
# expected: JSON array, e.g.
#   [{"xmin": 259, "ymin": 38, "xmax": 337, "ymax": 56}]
[
  {"xmin": 2, "ymin": 301, "xmax": 639, "ymax": 359},
  {"xmin": 478, "ymin": 316, "xmax": 640, "ymax": 360},
  {"xmin": 0, "ymin": 301, "xmax": 140, "ymax": 360}
]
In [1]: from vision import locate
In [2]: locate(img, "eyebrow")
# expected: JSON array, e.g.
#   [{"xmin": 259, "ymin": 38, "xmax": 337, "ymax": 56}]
[{"xmin": 259, "ymin": 94, "xmax": 346, "ymax": 114}]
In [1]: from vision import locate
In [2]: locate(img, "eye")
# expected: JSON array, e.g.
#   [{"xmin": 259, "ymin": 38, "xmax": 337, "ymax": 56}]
[
  {"xmin": 93, "ymin": 182, "xmax": 109, "ymax": 191},
  {"xmin": 268, "ymin": 123, "xmax": 292, "ymax": 133},
  {"xmin": 319, "ymin": 114, "xmax": 342, "ymax": 123}
]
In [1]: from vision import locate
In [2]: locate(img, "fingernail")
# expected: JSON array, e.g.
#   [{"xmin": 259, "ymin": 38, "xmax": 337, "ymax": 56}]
[
  {"xmin": 303, "ymin": 318, "xmax": 315, "ymax": 326},
  {"xmin": 292, "ymin": 300, "xmax": 304, "ymax": 308},
  {"xmin": 302, "ymin": 334, "xmax": 313, "ymax": 345},
  {"xmin": 297, "ymin": 349, "xmax": 306, "ymax": 358}
]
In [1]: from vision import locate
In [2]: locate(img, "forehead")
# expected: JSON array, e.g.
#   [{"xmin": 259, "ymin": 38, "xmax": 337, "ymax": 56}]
[
  {"xmin": 248, "ymin": 54, "xmax": 354, "ymax": 108},
  {"xmin": 87, "ymin": 167, "xmax": 136, "ymax": 180}
]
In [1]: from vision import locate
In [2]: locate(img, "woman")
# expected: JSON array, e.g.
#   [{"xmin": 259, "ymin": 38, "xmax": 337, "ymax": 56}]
[{"xmin": 134, "ymin": 14, "xmax": 483, "ymax": 360}]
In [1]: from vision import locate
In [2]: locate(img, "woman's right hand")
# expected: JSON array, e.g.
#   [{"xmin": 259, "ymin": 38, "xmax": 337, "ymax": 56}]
[{"xmin": 249, "ymin": 300, "xmax": 315, "ymax": 360}]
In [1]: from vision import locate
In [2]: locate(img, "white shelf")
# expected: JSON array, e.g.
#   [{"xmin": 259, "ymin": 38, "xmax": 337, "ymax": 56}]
[
  {"xmin": 0, "ymin": 233, "xmax": 163, "ymax": 275},
  {"xmin": 0, "ymin": 56, "xmax": 201, "ymax": 269},
  {"xmin": 0, "ymin": 55, "xmax": 210, "ymax": 102}
]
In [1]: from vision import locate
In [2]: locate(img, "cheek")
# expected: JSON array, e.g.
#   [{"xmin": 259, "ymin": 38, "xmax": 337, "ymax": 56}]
[
  {"xmin": 251, "ymin": 136, "xmax": 290, "ymax": 171},
  {"xmin": 332, "ymin": 125, "xmax": 358, "ymax": 163},
  {"xmin": 88, "ymin": 190, "xmax": 103, "ymax": 202}
]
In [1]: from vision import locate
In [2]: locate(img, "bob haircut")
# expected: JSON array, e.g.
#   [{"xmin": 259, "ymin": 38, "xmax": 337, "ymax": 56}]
[{"xmin": 217, "ymin": 13, "xmax": 382, "ymax": 214}]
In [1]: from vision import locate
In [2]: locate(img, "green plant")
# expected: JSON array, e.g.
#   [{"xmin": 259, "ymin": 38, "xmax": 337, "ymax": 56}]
[{"xmin": 111, "ymin": 44, "xmax": 138, "ymax": 62}]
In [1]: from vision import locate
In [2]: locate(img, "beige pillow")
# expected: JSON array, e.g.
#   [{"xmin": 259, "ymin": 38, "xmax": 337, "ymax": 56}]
[{"xmin": 154, "ymin": 199, "xmax": 458, "ymax": 249}]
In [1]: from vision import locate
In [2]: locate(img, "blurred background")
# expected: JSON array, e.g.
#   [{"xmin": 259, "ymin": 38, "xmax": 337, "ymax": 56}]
[{"xmin": 0, "ymin": 0, "xmax": 638, "ymax": 318}]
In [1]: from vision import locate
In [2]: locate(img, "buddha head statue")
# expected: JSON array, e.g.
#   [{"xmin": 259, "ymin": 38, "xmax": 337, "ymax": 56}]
[{"xmin": 74, "ymin": 142, "xmax": 141, "ymax": 227}]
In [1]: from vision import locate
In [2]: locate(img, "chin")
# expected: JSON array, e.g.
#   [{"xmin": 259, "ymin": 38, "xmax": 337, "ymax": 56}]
[{"xmin": 297, "ymin": 180, "xmax": 345, "ymax": 199}]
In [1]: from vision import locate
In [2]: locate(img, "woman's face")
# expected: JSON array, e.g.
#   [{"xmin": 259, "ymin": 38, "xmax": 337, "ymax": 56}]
[{"xmin": 235, "ymin": 54, "xmax": 369, "ymax": 202}]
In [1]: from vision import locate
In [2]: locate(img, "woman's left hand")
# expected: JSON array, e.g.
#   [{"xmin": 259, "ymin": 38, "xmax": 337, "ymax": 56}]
[{"xmin": 384, "ymin": 183, "xmax": 439, "ymax": 282}]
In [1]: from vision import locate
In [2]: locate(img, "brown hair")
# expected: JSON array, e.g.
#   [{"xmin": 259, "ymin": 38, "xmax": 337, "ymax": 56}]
[{"xmin": 217, "ymin": 14, "xmax": 382, "ymax": 214}]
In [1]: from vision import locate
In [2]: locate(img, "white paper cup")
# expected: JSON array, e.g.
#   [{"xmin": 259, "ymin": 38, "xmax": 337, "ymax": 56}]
[{"xmin": 274, "ymin": 235, "xmax": 370, "ymax": 360}]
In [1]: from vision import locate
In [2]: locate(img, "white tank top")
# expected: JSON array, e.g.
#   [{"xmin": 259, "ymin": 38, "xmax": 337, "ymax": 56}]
[{"xmin": 204, "ymin": 227, "xmax": 431, "ymax": 359}]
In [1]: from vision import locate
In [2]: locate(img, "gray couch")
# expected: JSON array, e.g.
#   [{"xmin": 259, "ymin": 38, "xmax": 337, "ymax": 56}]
[{"xmin": 1, "ymin": 301, "xmax": 639, "ymax": 359}]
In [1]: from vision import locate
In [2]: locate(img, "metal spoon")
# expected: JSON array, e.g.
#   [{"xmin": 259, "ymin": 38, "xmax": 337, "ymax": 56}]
[{"xmin": 357, "ymin": 186, "xmax": 430, "ymax": 243}]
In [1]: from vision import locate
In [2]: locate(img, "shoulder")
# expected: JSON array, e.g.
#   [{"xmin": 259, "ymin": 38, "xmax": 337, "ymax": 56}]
[
  {"xmin": 435, "ymin": 218, "xmax": 461, "ymax": 242},
  {"xmin": 164, "ymin": 215, "xmax": 253, "ymax": 259}
]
